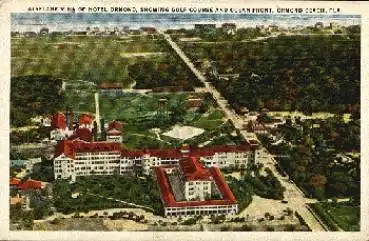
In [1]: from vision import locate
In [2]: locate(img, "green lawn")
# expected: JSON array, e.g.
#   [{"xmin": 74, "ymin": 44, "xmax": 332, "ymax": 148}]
[
  {"xmin": 310, "ymin": 202, "xmax": 360, "ymax": 231},
  {"xmin": 63, "ymin": 91, "xmax": 243, "ymax": 149},
  {"xmin": 324, "ymin": 202, "xmax": 360, "ymax": 231}
]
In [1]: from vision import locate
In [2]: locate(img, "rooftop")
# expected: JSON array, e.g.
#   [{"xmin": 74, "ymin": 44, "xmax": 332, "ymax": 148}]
[
  {"xmin": 155, "ymin": 165, "xmax": 236, "ymax": 208},
  {"xmin": 55, "ymin": 140, "xmax": 256, "ymax": 160},
  {"xmin": 51, "ymin": 112, "xmax": 67, "ymax": 130},
  {"xmin": 55, "ymin": 140, "xmax": 121, "ymax": 159},
  {"xmin": 98, "ymin": 83, "xmax": 123, "ymax": 89},
  {"xmin": 108, "ymin": 120, "xmax": 123, "ymax": 131},
  {"xmin": 179, "ymin": 157, "xmax": 212, "ymax": 181},
  {"xmin": 79, "ymin": 113, "xmax": 93, "ymax": 125},
  {"xmin": 68, "ymin": 128, "xmax": 93, "ymax": 142}
]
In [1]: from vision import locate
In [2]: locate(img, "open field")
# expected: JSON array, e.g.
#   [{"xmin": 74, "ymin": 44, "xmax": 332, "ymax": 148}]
[
  {"xmin": 11, "ymin": 35, "xmax": 200, "ymax": 89},
  {"xmin": 11, "ymin": 36, "xmax": 168, "ymax": 86},
  {"xmin": 97, "ymin": 93, "xmax": 243, "ymax": 149}
]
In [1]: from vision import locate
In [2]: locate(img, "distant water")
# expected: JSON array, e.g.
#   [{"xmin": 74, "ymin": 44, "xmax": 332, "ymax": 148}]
[{"xmin": 11, "ymin": 13, "xmax": 360, "ymax": 32}]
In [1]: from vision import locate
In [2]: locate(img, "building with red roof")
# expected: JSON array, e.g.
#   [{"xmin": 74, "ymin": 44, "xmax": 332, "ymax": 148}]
[
  {"xmin": 17, "ymin": 179, "xmax": 44, "ymax": 190},
  {"xmin": 68, "ymin": 128, "xmax": 93, "ymax": 142},
  {"xmin": 10, "ymin": 178, "xmax": 45, "ymax": 190},
  {"xmin": 54, "ymin": 140, "xmax": 122, "ymax": 180},
  {"xmin": 178, "ymin": 157, "xmax": 214, "ymax": 201},
  {"xmin": 185, "ymin": 96, "xmax": 203, "ymax": 111},
  {"xmin": 9, "ymin": 177, "xmax": 21, "ymax": 186},
  {"xmin": 106, "ymin": 120, "xmax": 123, "ymax": 143},
  {"xmin": 50, "ymin": 112, "xmax": 74, "ymax": 141},
  {"xmin": 53, "ymin": 140, "xmax": 258, "ymax": 180},
  {"xmin": 98, "ymin": 83, "xmax": 123, "ymax": 96},
  {"xmin": 154, "ymin": 159, "xmax": 238, "ymax": 217},
  {"xmin": 51, "ymin": 112, "xmax": 67, "ymax": 130},
  {"xmin": 78, "ymin": 113, "xmax": 93, "ymax": 129},
  {"xmin": 108, "ymin": 120, "xmax": 123, "ymax": 131}
]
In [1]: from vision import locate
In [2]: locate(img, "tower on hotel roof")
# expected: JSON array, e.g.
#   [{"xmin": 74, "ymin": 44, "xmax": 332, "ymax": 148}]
[{"xmin": 154, "ymin": 157, "xmax": 238, "ymax": 217}]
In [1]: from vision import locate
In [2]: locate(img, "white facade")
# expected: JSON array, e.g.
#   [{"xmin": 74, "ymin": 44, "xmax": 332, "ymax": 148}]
[
  {"xmin": 54, "ymin": 150, "xmax": 121, "ymax": 180},
  {"xmin": 107, "ymin": 135, "xmax": 123, "ymax": 143},
  {"xmin": 164, "ymin": 204, "xmax": 238, "ymax": 217},
  {"xmin": 184, "ymin": 180, "xmax": 213, "ymax": 201},
  {"xmin": 200, "ymin": 151, "xmax": 251, "ymax": 169},
  {"xmin": 139, "ymin": 155, "xmax": 181, "ymax": 175},
  {"xmin": 54, "ymin": 142, "xmax": 257, "ymax": 179},
  {"xmin": 50, "ymin": 128, "xmax": 73, "ymax": 141},
  {"xmin": 120, "ymin": 157, "xmax": 135, "ymax": 174},
  {"xmin": 55, "ymin": 149, "xmax": 254, "ymax": 179}
]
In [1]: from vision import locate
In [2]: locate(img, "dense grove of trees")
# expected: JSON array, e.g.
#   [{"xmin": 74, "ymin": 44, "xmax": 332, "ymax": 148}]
[
  {"xmin": 11, "ymin": 76, "xmax": 64, "ymax": 127},
  {"xmin": 182, "ymin": 34, "xmax": 360, "ymax": 114},
  {"xmin": 128, "ymin": 54, "xmax": 201, "ymax": 90},
  {"xmin": 10, "ymin": 126, "xmax": 51, "ymax": 145},
  {"xmin": 259, "ymin": 116, "xmax": 360, "ymax": 200}
]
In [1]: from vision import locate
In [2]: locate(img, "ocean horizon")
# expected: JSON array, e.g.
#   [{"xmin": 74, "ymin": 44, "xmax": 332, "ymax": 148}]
[{"xmin": 11, "ymin": 13, "xmax": 361, "ymax": 32}]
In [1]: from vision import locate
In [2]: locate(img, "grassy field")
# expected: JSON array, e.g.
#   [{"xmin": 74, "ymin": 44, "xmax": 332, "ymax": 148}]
[
  {"xmin": 310, "ymin": 202, "xmax": 360, "ymax": 231},
  {"xmin": 11, "ymin": 35, "xmax": 168, "ymax": 86}
]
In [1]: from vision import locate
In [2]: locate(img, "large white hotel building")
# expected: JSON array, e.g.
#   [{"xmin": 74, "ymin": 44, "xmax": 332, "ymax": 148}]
[
  {"xmin": 54, "ymin": 140, "xmax": 260, "ymax": 180},
  {"xmin": 53, "ymin": 140, "xmax": 259, "ymax": 217}
]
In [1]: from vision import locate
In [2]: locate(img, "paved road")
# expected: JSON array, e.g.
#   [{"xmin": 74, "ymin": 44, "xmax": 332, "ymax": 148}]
[{"xmin": 163, "ymin": 32, "xmax": 326, "ymax": 231}]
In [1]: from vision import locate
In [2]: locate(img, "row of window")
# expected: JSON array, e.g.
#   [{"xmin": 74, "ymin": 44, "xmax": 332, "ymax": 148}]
[
  {"xmin": 166, "ymin": 205, "xmax": 236, "ymax": 212},
  {"xmin": 165, "ymin": 208, "xmax": 235, "ymax": 216},
  {"xmin": 75, "ymin": 152, "xmax": 120, "ymax": 156}
]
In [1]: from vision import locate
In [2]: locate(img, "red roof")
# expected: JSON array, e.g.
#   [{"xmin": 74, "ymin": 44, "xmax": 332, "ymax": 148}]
[
  {"xmin": 186, "ymin": 99, "xmax": 203, "ymax": 108},
  {"xmin": 10, "ymin": 177, "xmax": 21, "ymax": 186},
  {"xmin": 55, "ymin": 140, "xmax": 121, "ymax": 159},
  {"xmin": 98, "ymin": 83, "xmax": 122, "ymax": 89},
  {"xmin": 146, "ymin": 148, "xmax": 182, "ymax": 159},
  {"xmin": 79, "ymin": 113, "xmax": 93, "ymax": 125},
  {"xmin": 107, "ymin": 129, "xmax": 122, "ymax": 136},
  {"xmin": 54, "ymin": 140, "xmax": 254, "ymax": 160},
  {"xmin": 155, "ymin": 165, "xmax": 237, "ymax": 208},
  {"xmin": 179, "ymin": 157, "xmax": 212, "ymax": 181},
  {"xmin": 69, "ymin": 128, "xmax": 93, "ymax": 142},
  {"xmin": 51, "ymin": 112, "xmax": 66, "ymax": 130},
  {"xmin": 17, "ymin": 179, "xmax": 43, "ymax": 190},
  {"xmin": 108, "ymin": 120, "xmax": 123, "ymax": 131}
]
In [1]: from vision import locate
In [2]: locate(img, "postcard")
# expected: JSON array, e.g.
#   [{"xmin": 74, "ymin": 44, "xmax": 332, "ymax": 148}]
[{"xmin": 0, "ymin": 0, "xmax": 368, "ymax": 240}]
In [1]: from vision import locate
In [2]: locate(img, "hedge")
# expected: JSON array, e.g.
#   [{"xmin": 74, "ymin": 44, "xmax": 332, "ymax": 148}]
[{"xmin": 309, "ymin": 203, "xmax": 339, "ymax": 231}]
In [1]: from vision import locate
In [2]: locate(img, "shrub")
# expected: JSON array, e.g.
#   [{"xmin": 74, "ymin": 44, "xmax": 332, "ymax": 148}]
[
  {"xmin": 284, "ymin": 224, "xmax": 295, "ymax": 231},
  {"xmin": 266, "ymin": 226, "xmax": 275, "ymax": 231},
  {"xmin": 309, "ymin": 204, "xmax": 339, "ymax": 231},
  {"xmin": 241, "ymin": 224, "xmax": 253, "ymax": 231}
]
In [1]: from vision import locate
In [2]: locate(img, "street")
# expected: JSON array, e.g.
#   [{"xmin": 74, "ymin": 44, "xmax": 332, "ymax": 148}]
[{"xmin": 163, "ymin": 32, "xmax": 326, "ymax": 231}]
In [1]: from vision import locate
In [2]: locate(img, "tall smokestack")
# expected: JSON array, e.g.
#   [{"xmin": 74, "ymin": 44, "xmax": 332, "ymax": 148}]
[
  {"xmin": 95, "ymin": 92, "xmax": 101, "ymax": 134},
  {"xmin": 65, "ymin": 107, "xmax": 72, "ymax": 130}
]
